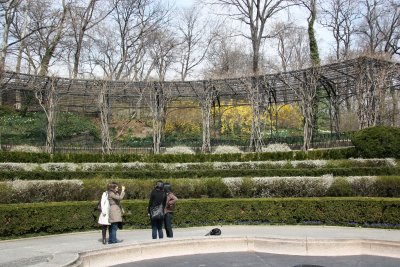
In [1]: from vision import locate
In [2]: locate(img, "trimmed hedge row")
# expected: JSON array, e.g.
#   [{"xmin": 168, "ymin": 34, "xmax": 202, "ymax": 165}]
[
  {"xmin": 1, "ymin": 198, "xmax": 399, "ymax": 238},
  {"xmin": 1, "ymin": 167, "xmax": 399, "ymax": 181},
  {"xmin": 1, "ymin": 159, "xmax": 396, "ymax": 172},
  {"xmin": 3, "ymin": 176, "xmax": 400, "ymax": 203},
  {"xmin": 0, "ymin": 147, "xmax": 359, "ymax": 163}
]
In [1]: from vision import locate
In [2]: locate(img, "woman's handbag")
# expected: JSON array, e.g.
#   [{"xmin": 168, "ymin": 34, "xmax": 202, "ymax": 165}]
[{"xmin": 150, "ymin": 204, "xmax": 164, "ymax": 220}]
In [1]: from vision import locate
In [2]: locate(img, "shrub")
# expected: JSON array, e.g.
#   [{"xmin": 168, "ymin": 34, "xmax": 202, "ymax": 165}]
[
  {"xmin": 9, "ymin": 145, "xmax": 43, "ymax": 153},
  {"xmin": 1, "ymin": 176, "xmax": 400, "ymax": 203},
  {"xmin": 164, "ymin": 146, "xmax": 195, "ymax": 155},
  {"xmin": 262, "ymin": 143, "xmax": 291, "ymax": 152},
  {"xmin": 0, "ymin": 147, "xmax": 359, "ymax": 163},
  {"xmin": 1, "ymin": 180, "xmax": 84, "ymax": 203},
  {"xmin": 0, "ymin": 105, "xmax": 17, "ymax": 116},
  {"xmin": 351, "ymin": 126, "xmax": 400, "ymax": 158},
  {"xmin": 212, "ymin": 146, "xmax": 243, "ymax": 154},
  {"xmin": 1, "ymin": 198, "xmax": 400, "ymax": 238},
  {"xmin": 374, "ymin": 176, "xmax": 400, "ymax": 197},
  {"xmin": 327, "ymin": 177, "xmax": 355, "ymax": 196}
]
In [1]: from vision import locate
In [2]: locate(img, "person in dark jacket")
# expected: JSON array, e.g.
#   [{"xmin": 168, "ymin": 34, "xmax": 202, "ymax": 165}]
[
  {"xmin": 148, "ymin": 181, "xmax": 166, "ymax": 239},
  {"xmin": 163, "ymin": 183, "xmax": 178, "ymax": 238}
]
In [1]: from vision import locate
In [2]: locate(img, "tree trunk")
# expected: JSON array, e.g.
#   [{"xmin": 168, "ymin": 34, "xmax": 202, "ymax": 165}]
[
  {"xmin": 302, "ymin": 99, "xmax": 314, "ymax": 151},
  {"xmin": 0, "ymin": 19, "xmax": 11, "ymax": 105},
  {"xmin": 98, "ymin": 82, "xmax": 112, "ymax": 154},
  {"xmin": 34, "ymin": 78, "xmax": 59, "ymax": 154},
  {"xmin": 38, "ymin": 0, "xmax": 67, "ymax": 76},
  {"xmin": 149, "ymin": 83, "xmax": 169, "ymax": 154},
  {"xmin": 391, "ymin": 89, "xmax": 399, "ymax": 126},
  {"xmin": 248, "ymin": 78, "xmax": 264, "ymax": 152},
  {"xmin": 200, "ymin": 81, "xmax": 215, "ymax": 153},
  {"xmin": 72, "ymin": 35, "xmax": 83, "ymax": 78}
]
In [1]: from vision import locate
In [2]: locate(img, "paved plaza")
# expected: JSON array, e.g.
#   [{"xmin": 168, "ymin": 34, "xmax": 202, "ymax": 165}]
[{"xmin": 0, "ymin": 225, "xmax": 399, "ymax": 267}]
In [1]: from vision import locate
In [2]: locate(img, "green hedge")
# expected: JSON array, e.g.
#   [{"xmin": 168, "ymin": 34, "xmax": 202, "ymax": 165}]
[
  {"xmin": 1, "ymin": 198, "xmax": 399, "ymax": 238},
  {"xmin": 0, "ymin": 147, "xmax": 359, "ymax": 163},
  {"xmin": 3, "ymin": 176, "xmax": 400, "ymax": 203},
  {"xmin": 1, "ymin": 159, "xmax": 396, "ymax": 172},
  {"xmin": 1, "ymin": 166, "xmax": 398, "ymax": 181},
  {"xmin": 352, "ymin": 126, "xmax": 400, "ymax": 158}
]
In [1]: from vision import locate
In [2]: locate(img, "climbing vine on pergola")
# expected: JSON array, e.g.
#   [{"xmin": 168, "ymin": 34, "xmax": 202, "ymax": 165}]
[{"xmin": 1, "ymin": 56, "xmax": 399, "ymax": 154}]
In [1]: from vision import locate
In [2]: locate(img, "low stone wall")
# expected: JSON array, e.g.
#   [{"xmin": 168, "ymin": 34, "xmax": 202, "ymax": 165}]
[{"xmin": 74, "ymin": 237, "xmax": 400, "ymax": 267}]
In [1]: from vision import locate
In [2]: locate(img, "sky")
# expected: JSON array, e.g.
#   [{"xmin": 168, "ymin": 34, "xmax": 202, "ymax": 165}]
[
  {"xmin": 172, "ymin": 0, "xmax": 333, "ymax": 59},
  {"xmin": 174, "ymin": 0, "xmax": 195, "ymax": 7}
]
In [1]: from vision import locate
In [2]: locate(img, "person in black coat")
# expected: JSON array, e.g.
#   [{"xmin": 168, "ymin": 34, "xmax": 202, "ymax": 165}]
[{"xmin": 147, "ymin": 181, "xmax": 166, "ymax": 239}]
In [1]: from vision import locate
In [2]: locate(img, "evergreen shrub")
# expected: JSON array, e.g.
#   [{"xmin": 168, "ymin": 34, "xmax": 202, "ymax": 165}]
[
  {"xmin": 1, "ymin": 198, "xmax": 400, "ymax": 238},
  {"xmin": 352, "ymin": 126, "xmax": 400, "ymax": 158}
]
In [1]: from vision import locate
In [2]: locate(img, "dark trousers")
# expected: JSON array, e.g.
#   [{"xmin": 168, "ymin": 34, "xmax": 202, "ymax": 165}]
[
  {"xmin": 109, "ymin": 223, "xmax": 118, "ymax": 243},
  {"xmin": 101, "ymin": 225, "xmax": 109, "ymax": 243},
  {"xmin": 164, "ymin": 212, "xmax": 174, "ymax": 238},
  {"xmin": 151, "ymin": 218, "xmax": 163, "ymax": 239}
]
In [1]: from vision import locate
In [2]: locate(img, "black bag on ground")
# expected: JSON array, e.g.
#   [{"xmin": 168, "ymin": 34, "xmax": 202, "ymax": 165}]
[{"xmin": 205, "ymin": 228, "xmax": 221, "ymax": 236}]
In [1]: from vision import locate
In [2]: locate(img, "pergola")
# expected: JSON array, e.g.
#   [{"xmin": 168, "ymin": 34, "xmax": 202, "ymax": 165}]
[{"xmin": 1, "ymin": 56, "xmax": 399, "ymax": 153}]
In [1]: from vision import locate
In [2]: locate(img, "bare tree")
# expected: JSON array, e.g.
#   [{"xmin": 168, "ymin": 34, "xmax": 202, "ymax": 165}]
[
  {"xmin": 90, "ymin": 0, "xmax": 168, "ymax": 81},
  {"xmin": 319, "ymin": 0, "xmax": 359, "ymax": 60},
  {"xmin": 147, "ymin": 82, "xmax": 171, "ymax": 154},
  {"xmin": 199, "ymin": 80, "xmax": 217, "ymax": 153},
  {"xmin": 212, "ymin": 0, "xmax": 292, "ymax": 74},
  {"xmin": 278, "ymin": 68, "xmax": 319, "ymax": 150},
  {"xmin": 356, "ymin": 0, "xmax": 399, "ymax": 58},
  {"xmin": 205, "ymin": 29, "xmax": 253, "ymax": 78},
  {"xmin": 210, "ymin": 1, "xmax": 292, "ymax": 151},
  {"xmin": 0, "ymin": 0, "xmax": 21, "ymax": 69},
  {"xmin": 98, "ymin": 80, "xmax": 112, "ymax": 154},
  {"xmin": 273, "ymin": 22, "xmax": 294, "ymax": 73},
  {"xmin": 175, "ymin": 5, "xmax": 215, "ymax": 81},
  {"xmin": 33, "ymin": 77, "xmax": 61, "ymax": 154},
  {"xmin": 37, "ymin": 0, "xmax": 69, "ymax": 76},
  {"xmin": 319, "ymin": 0, "xmax": 359, "ymax": 114},
  {"xmin": 272, "ymin": 22, "xmax": 300, "ymax": 102},
  {"xmin": 68, "ymin": 0, "xmax": 115, "ymax": 78},
  {"xmin": 353, "ymin": 58, "xmax": 395, "ymax": 129},
  {"xmin": 148, "ymin": 28, "xmax": 179, "ymax": 81},
  {"xmin": 272, "ymin": 22, "xmax": 309, "ymax": 71},
  {"xmin": 0, "ymin": 0, "xmax": 21, "ymax": 104},
  {"xmin": 245, "ymin": 77, "xmax": 265, "ymax": 152},
  {"xmin": 377, "ymin": 0, "xmax": 400, "ymax": 57}
]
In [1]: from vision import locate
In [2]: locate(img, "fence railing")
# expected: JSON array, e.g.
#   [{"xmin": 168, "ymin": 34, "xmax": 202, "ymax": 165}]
[{"xmin": 1, "ymin": 132, "xmax": 355, "ymax": 154}]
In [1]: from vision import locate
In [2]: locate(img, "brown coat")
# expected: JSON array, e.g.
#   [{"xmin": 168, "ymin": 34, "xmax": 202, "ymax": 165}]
[
  {"xmin": 164, "ymin": 192, "xmax": 178, "ymax": 214},
  {"xmin": 108, "ymin": 190, "xmax": 125, "ymax": 223}
]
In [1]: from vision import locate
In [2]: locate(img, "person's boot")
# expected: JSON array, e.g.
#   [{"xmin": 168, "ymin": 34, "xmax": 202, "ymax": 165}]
[{"xmin": 102, "ymin": 227, "xmax": 107, "ymax": 244}]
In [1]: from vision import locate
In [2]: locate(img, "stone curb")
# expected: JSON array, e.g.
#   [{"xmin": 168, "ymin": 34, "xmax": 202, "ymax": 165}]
[{"xmin": 70, "ymin": 237, "xmax": 400, "ymax": 267}]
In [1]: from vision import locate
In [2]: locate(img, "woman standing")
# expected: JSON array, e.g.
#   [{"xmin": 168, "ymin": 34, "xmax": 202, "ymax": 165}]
[
  {"xmin": 163, "ymin": 183, "xmax": 178, "ymax": 238},
  {"xmin": 98, "ymin": 185, "xmax": 110, "ymax": 244},
  {"xmin": 108, "ymin": 182, "xmax": 125, "ymax": 244},
  {"xmin": 148, "ymin": 181, "xmax": 166, "ymax": 239}
]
